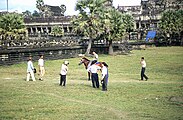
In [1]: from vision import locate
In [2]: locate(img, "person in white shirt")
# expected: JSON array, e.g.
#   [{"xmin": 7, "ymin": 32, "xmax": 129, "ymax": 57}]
[
  {"xmin": 38, "ymin": 55, "xmax": 45, "ymax": 80},
  {"xmin": 87, "ymin": 51, "xmax": 99, "ymax": 69},
  {"xmin": 101, "ymin": 62, "xmax": 109, "ymax": 91},
  {"xmin": 26, "ymin": 57, "xmax": 36, "ymax": 81},
  {"xmin": 140, "ymin": 57, "xmax": 148, "ymax": 81},
  {"xmin": 92, "ymin": 52, "xmax": 98, "ymax": 61},
  {"xmin": 60, "ymin": 61, "xmax": 69, "ymax": 86},
  {"xmin": 87, "ymin": 62, "xmax": 101, "ymax": 88}
]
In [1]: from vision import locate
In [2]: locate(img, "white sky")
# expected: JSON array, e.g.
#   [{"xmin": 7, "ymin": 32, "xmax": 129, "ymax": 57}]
[{"xmin": 0, "ymin": 0, "xmax": 141, "ymax": 15}]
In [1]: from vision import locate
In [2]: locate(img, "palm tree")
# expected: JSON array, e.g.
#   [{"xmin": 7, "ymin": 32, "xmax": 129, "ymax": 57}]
[
  {"xmin": 99, "ymin": 8, "xmax": 134, "ymax": 55},
  {"xmin": 36, "ymin": 0, "xmax": 45, "ymax": 17},
  {"xmin": 72, "ymin": 0, "xmax": 107, "ymax": 55},
  {"xmin": 0, "ymin": 13, "xmax": 27, "ymax": 48},
  {"xmin": 60, "ymin": 4, "xmax": 66, "ymax": 16}
]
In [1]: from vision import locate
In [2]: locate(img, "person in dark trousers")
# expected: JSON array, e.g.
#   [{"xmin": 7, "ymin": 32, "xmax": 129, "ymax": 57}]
[
  {"xmin": 87, "ymin": 63, "xmax": 101, "ymax": 88},
  {"xmin": 140, "ymin": 57, "xmax": 148, "ymax": 81},
  {"xmin": 60, "ymin": 61, "xmax": 69, "ymax": 86},
  {"xmin": 101, "ymin": 62, "xmax": 109, "ymax": 91}
]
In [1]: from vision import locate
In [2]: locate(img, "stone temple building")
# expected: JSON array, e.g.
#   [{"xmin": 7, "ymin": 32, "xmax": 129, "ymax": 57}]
[
  {"xmin": 117, "ymin": 0, "xmax": 182, "ymax": 40},
  {"xmin": 24, "ymin": 0, "xmax": 182, "ymax": 40}
]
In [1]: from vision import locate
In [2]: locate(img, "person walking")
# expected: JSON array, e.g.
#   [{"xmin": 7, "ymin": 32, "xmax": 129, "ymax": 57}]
[
  {"xmin": 26, "ymin": 56, "xmax": 36, "ymax": 81},
  {"xmin": 140, "ymin": 57, "xmax": 148, "ymax": 81},
  {"xmin": 101, "ymin": 62, "xmax": 109, "ymax": 91},
  {"xmin": 38, "ymin": 55, "xmax": 45, "ymax": 81},
  {"xmin": 87, "ymin": 63, "xmax": 101, "ymax": 88},
  {"xmin": 60, "ymin": 61, "xmax": 69, "ymax": 86}
]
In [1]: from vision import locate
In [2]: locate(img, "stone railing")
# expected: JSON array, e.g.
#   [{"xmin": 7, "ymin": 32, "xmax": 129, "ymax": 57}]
[{"xmin": 0, "ymin": 36, "xmax": 81, "ymax": 50}]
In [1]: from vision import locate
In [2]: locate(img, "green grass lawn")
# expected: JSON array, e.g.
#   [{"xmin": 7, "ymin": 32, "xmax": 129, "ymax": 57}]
[{"xmin": 0, "ymin": 47, "xmax": 183, "ymax": 120}]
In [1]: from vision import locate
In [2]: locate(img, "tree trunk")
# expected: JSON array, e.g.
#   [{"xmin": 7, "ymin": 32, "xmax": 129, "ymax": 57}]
[
  {"xmin": 85, "ymin": 38, "xmax": 92, "ymax": 56},
  {"xmin": 108, "ymin": 40, "xmax": 113, "ymax": 55}
]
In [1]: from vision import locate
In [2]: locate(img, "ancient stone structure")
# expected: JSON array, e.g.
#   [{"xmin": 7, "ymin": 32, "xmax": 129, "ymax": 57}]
[{"xmin": 117, "ymin": 0, "xmax": 182, "ymax": 40}]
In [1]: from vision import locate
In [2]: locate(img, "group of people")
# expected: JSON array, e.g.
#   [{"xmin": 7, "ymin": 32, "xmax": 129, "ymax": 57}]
[
  {"xmin": 26, "ymin": 55, "xmax": 45, "ymax": 81},
  {"xmin": 26, "ymin": 51, "xmax": 148, "ymax": 92},
  {"xmin": 87, "ymin": 61, "xmax": 109, "ymax": 91}
]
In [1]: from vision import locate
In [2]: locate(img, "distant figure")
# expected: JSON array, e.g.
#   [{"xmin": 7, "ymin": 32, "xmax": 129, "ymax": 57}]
[
  {"xmin": 140, "ymin": 57, "xmax": 148, "ymax": 81},
  {"xmin": 101, "ymin": 62, "xmax": 109, "ymax": 91},
  {"xmin": 38, "ymin": 55, "xmax": 45, "ymax": 81},
  {"xmin": 26, "ymin": 56, "xmax": 36, "ymax": 81},
  {"xmin": 87, "ymin": 51, "xmax": 99, "ymax": 69},
  {"xmin": 60, "ymin": 61, "xmax": 69, "ymax": 86},
  {"xmin": 92, "ymin": 51, "xmax": 98, "ymax": 62},
  {"xmin": 87, "ymin": 63, "xmax": 101, "ymax": 88}
]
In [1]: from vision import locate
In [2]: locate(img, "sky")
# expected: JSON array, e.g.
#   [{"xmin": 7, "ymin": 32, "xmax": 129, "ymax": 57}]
[{"xmin": 0, "ymin": 0, "xmax": 141, "ymax": 15}]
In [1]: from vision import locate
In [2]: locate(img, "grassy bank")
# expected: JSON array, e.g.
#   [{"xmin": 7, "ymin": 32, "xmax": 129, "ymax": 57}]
[{"xmin": 0, "ymin": 47, "xmax": 183, "ymax": 120}]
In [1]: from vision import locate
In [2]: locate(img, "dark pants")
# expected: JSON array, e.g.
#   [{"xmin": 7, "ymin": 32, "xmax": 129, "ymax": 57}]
[
  {"xmin": 91, "ymin": 73, "xmax": 99, "ymax": 88},
  {"xmin": 141, "ymin": 67, "xmax": 148, "ymax": 80},
  {"xmin": 102, "ymin": 75, "xmax": 108, "ymax": 91},
  {"xmin": 60, "ymin": 75, "xmax": 66, "ymax": 86}
]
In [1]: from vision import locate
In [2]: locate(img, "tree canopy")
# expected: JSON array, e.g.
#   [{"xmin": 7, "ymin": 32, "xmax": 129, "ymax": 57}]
[
  {"xmin": 159, "ymin": 9, "xmax": 183, "ymax": 45},
  {"xmin": 72, "ymin": 0, "xmax": 134, "ymax": 55},
  {"xmin": 0, "ymin": 13, "xmax": 27, "ymax": 40}
]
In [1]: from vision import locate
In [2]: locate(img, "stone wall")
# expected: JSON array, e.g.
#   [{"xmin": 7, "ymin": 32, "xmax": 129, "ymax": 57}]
[{"xmin": 0, "ymin": 46, "xmax": 109, "ymax": 65}]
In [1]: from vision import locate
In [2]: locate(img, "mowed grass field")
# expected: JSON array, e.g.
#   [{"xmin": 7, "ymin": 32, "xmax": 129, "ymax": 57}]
[{"xmin": 0, "ymin": 47, "xmax": 183, "ymax": 120}]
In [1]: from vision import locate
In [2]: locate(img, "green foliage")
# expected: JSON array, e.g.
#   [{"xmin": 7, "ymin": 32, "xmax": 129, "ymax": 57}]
[
  {"xmin": 22, "ymin": 10, "xmax": 32, "ymax": 17},
  {"xmin": 0, "ymin": 13, "xmax": 27, "ymax": 40},
  {"xmin": 159, "ymin": 10, "xmax": 183, "ymax": 35},
  {"xmin": 0, "ymin": 47, "xmax": 183, "ymax": 120},
  {"xmin": 0, "ymin": 13, "xmax": 25, "ymax": 32},
  {"xmin": 50, "ymin": 26, "xmax": 64, "ymax": 37},
  {"xmin": 72, "ymin": 0, "xmax": 108, "ymax": 55},
  {"xmin": 72, "ymin": 0, "xmax": 134, "ymax": 54},
  {"xmin": 36, "ymin": 0, "xmax": 44, "ymax": 13},
  {"xmin": 32, "ymin": 10, "xmax": 40, "ymax": 17},
  {"xmin": 60, "ymin": 4, "xmax": 66, "ymax": 15}
]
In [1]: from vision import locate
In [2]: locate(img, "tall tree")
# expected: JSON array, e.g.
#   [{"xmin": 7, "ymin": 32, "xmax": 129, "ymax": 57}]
[
  {"xmin": 98, "ymin": 8, "xmax": 134, "ymax": 54},
  {"xmin": 159, "ymin": 10, "xmax": 183, "ymax": 45},
  {"xmin": 36, "ymin": 0, "xmax": 45, "ymax": 17},
  {"xmin": 72, "ymin": 0, "xmax": 107, "ymax": 55}
]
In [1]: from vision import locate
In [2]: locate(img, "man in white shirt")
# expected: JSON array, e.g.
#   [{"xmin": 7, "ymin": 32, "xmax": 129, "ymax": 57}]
[
  {"xmin": 140, "ymin": 57, "xmax": 148, "ymax": 81},
  {"xmin": 101, "ymin": 62, "xmax": 109, "ymax": 91},
  {"xmin": 38, "ymin": 55, "xmax": 45, "ymax": 80},
  {"xmin": 27, "ymin": 57, "xmax": 36, "ymax": 81},
  {"xmin": 60, "ymin": 61, "xmax": 69, "ymax": 86},
  {"xmin": 87, "ymin": 63, "xmax": 101, "ymax": 88}
]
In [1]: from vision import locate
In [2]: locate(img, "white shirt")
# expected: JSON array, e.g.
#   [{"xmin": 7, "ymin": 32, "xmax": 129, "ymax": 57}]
[
  {"xmin": 93, "ymin": 54, "xmax": 98, "ymax": 60},
  {"xmin": 38, "ymin": 59, "xmax": 44, "ymax": 67},
  {"xmin": 87, "ymin": 64, "xmax": 101, "ymax": 73},
  {"xmin": 60, "ymin": 64, "xmax": 68, "ymax": 75},
  {"xmin": 141, "ymin": 60, "xmax": 146, "ymax": 68},
  {"xmin": 27, "ymin": 61, "xmax": 34, "ymax": 72},
  {"xmin": 102, "ymin": 66, "xmax": 108, "ymax": 79}
]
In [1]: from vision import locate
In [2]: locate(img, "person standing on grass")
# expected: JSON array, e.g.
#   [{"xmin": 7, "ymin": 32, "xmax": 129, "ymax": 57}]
[
  {"xmin": 60, "ymin": 61, "xmax": 69, "ymax": 86},
  {"xmin": 101, "ymin": 62, "xmax": 109, "ymax": 91},
  {"xmin": 87, "ymin": 62, "xmax": 101, "ymax": 88},
  {"xmin": 140, "ymin": 57, "xmax": 148, "ymax": 81},
  {"xmin": 38, "ymin": 55, "xmax": 45, "ymax": 81},
  {"xmin": 26, "ymin": 56, "xmax": 36, "ymax": 81}
]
